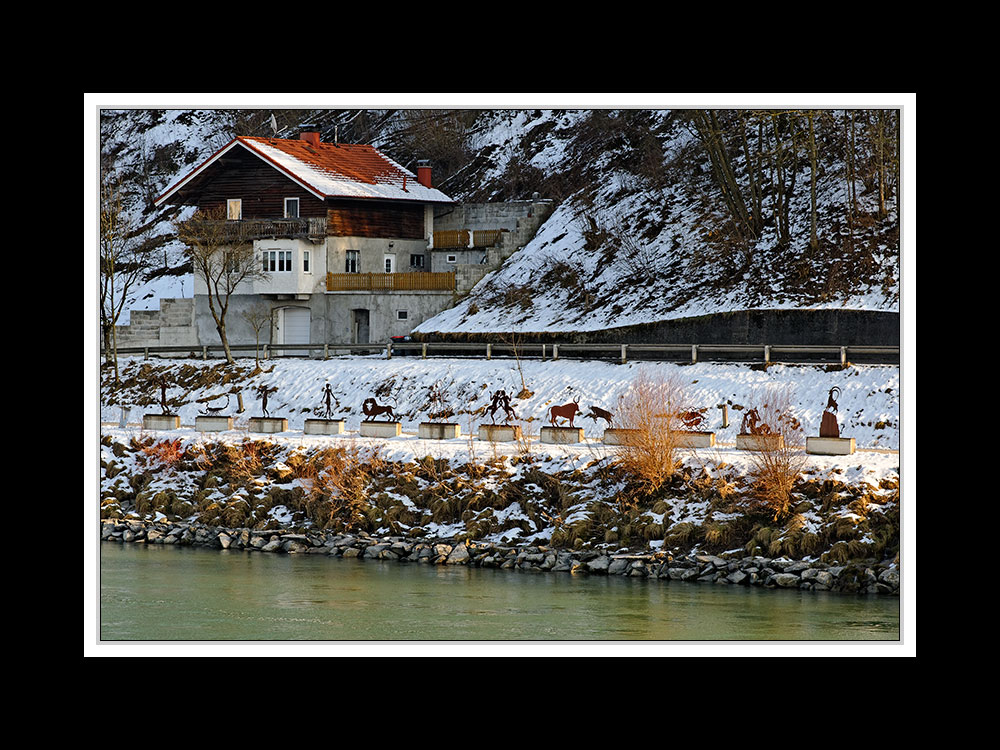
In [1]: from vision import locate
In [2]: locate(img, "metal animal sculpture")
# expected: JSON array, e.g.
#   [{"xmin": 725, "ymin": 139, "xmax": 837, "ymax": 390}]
[
  {"xmin": 362, "ymin": 397, "xmax": 395, "ymax": 422},
  {"xmin": 679, "ymin": 409, "xmax": 705, "ymax": 429},
  {"xmin": 740, "ymin": 407, "xmax": 773, "ymax": 435},
  {"xmin": 200, "ymin": 394, "xmax": 230, "ymax": 416},
  {"xmin": 819, "ymin": 387, "xmax": 841, "ymax": 438},
  {"xmin": 487, "ymin": 389, "xmax": 516, "ymax": 424},
  {"xmin": 255, "ymin": 384, "xmax": 278, "ymax": 418},
  {"xmin": 585, "ymin": 406, "xmax": 614, "ymax": 426},
  {"xmin": 548, "ymin": 399, "xmax": 581, "ymax": 428}
]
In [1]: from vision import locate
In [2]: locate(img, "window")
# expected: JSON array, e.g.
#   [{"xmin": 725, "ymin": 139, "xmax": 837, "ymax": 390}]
[
  {"xmin": 446, "ymin": 254, "xmax": 457, "ymax": 264},
  {"xmin": 346, "ymin": 250, "xmax": 359, "ymax": 273},
  {"xmin": 396, "ymin": 310, "xmax": 408, "ymax": 321},
  {"xmin": 410, "ymin": 254, "xmax": 425, "ymax": 268},
  {"xmin": 303, "ymin": 250, "xmax": 311, "ymax": 273},
  {"xmin": 262, "ymin": 250, "xmax": 292, "ymax": 272},
  {"xmin": 227, "ymin": 199, "xmax": 242, "ymax": 220},
  {"xmin": 284, "ymin": 198, "xmax": 299, "ymax": 218},
  {"xmin": 384, "ymin": 257, "xmax": 394, "ymax": 273}
]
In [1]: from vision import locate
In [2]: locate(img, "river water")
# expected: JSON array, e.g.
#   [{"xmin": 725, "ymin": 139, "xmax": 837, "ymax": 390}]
[{"xmin": 98, "ymin": 542, "xmax": 901, "ymax": 645}]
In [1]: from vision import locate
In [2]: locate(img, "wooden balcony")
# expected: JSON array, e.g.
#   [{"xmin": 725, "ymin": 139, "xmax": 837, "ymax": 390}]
[
  {"xmin": 432, "ymin": 229, "xmax": 505, "ymax": 248},
  {"xmin": 326, "ymin": 271, "xmax": 456, "ymax": 292},
  {"xmin": 178, "ymin": 217, "xmax": 328, "ymax": 242}
]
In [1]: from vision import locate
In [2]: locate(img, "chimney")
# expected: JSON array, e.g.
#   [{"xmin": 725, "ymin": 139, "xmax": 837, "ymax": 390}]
[
  {"xmin": 416, "ymin": 159, "xmax": 432, "ymax": 188},
  {"xmin": 299, "ymin": 128, "xmax": 321, "ymax": 147}
]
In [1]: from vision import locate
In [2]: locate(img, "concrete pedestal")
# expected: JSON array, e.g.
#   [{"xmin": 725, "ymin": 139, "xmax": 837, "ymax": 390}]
[
  {"xmin": 540, "ymin": 426, "xmax": 584, "ymax": 444},
  {"xmin": 736, "ymin": 433, "xmax": 785, "ymax": 451},
  {"xmin": 602, "ymin": 428, "xmax": 642, "ymax": 445},
  {"xmin": 478, "ymin": 424, "xmax": 523, "ymax": 442},
  {"xmin": 676, "ymin": 430, "xmax": 716, "ymax": 448},
  {"xmin": 360, "ymin": 420, "xmax": 402, "ymax": 438},
  {"xmin": 806, "ymin": 436, "xmax": 856, "ymax": 455},
  {"xmin": 418, "ymin": 422, "xmax": 461, "ymax": 440},
  {"xmin": 195, "ymin": 415, "xmax": 233, "ymax": 432},
  {"xmin": 143, "ymin": 414, "xmax": 180, "ymax": 430},
  {"xmin": 304, "ymin": 419, "xmax": 346, "ymax": 435},
  {"xmin": 249, "ymin": 417, "xmax": 289, "ymax": 433}
]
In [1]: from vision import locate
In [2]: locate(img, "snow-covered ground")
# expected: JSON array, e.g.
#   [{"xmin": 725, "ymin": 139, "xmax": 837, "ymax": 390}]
[{"xmin": 100, "ymin": 354, "xmax": 900, "ymax": 489}]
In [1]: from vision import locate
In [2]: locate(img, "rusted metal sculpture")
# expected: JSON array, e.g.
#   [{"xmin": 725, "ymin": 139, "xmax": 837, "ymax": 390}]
[
  {"xmin": 152, "ymin": 375, "xmax": 172, "ymax": 414},
  {"xmin": 740, "ymin": 407, "xmax": 773, "ymax": 435},
  {"xmin": 548, "ymin": 399, "xmax": 581, "ymax": 428},
  {"xmin": 819, "ymin": 387, "xmax": 841, "ymax": 438},
  {"xmin": 319, "ymin": 383, "xmax": 335, "ymax": 419},
  {"xmin": 255, "ymin": 384, "xmax": 278, "ymax": 418},
  {"xmin": 585, "ymin": 406, "xmax": 614, "ymax": 426},
  {"xmin": 362, "ymin": 397, "xmax": 395, "ymax": 422},
  {"xmin": 487, "ymin": 389, "xmax": 516, "ymax": 424},
  {"xmin": 200, "ymin": 394, "xmax": 230, "ymax": 416},
  {"xmin": 679, "ymin": 409, "xmax": 705, "ymax": 429}
]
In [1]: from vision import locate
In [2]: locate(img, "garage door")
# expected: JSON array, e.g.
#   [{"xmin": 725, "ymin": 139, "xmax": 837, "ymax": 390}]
[{"xmin": 278, "ymin": 307, "xmax": 310, "ymax": 356}]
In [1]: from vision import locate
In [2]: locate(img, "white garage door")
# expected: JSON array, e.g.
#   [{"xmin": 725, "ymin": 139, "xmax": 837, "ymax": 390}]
[{"xmin": 277, "ymin": 307, "xmax": 311, "ymax": 356}]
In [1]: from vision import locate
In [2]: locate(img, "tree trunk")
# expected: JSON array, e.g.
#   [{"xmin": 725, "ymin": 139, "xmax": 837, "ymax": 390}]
[{"xmin": 807, "ymin": 111, "xmax": 818, "ymax": 252}]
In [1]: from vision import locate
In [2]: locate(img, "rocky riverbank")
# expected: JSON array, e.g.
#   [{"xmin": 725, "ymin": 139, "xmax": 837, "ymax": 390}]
[{"xmin": 100, "ymin": 518, "xmax": 900, "ymax": 595}]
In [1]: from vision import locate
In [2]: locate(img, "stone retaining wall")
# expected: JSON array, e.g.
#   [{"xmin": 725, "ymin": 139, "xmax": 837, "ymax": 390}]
[{"xmin": 100, "ymin": 519, "xmax": 900, "ymax": 596}]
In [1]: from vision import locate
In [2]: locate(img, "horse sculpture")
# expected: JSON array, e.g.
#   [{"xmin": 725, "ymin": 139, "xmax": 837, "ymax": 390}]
[
  {"xmin": 362, "ymin": 397, "xmax": 395, "ymax": 422},
  {"xmin": 548, "ymin": 399, "xmax": 581, "ymax": 428},
  {"xmin": 819, "ymin": 387, "xmax": 841, "ymax": 438}
]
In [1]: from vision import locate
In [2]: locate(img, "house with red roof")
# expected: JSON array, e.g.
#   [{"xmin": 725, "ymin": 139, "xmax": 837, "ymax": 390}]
[{"xmin": 152, "ymin": 127, "xmax": 553, "ymax": 351}]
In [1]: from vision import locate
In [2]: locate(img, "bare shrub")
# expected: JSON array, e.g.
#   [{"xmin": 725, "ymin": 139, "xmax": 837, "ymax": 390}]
[
  {"xmin": 297, "ymin": 444, "xmax": 385, "ymax": 532},
  {"xmin": 743, "ymin": 385, "xmax": 807, "ymax": 520},
  {"xmin": 612, "ymin": 370, "xmax": 689, "ymax": 494}
]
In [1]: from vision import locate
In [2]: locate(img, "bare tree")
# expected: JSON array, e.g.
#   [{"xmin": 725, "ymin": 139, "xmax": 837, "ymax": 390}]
[
  {"xmin": 100, "ymin": 166, "xmax": 154, "ymax": 385},
  {"xmin": 242, "ymin": 304, "xmax": 274, "ymax": 371},
  {"xmin": 173, "ymin": 205, "xmax": 265, "ymax": 364}
]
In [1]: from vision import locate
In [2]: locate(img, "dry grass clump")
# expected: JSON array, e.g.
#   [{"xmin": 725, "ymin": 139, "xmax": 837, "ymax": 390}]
[
  {"xmin": 611, "ymin": 370, "xmax": 689, "ymax": 495},
  {"xmin": 742, "ymin": 386, "xmax": 807, "ymax": 521},
  {"xmin": 295, "ymin": 444, "xmax": 386, "ymax": 533}
]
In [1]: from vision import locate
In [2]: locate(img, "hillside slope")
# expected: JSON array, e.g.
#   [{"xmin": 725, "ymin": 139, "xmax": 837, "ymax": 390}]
[{"xmin": 99, "ymin": 108, "xmax": 900, "ymax": 331}]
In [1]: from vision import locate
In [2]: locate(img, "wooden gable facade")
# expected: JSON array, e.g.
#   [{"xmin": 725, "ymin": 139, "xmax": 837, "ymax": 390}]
[{"xmin": 156, "ymin": 135, "xmax": 450, "ymax": 241}]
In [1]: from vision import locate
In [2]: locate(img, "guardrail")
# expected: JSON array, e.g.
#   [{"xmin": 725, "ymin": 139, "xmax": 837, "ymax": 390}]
[{"xmin": 112, "ymin": 342, "xmax": 900, "ymax": 365}]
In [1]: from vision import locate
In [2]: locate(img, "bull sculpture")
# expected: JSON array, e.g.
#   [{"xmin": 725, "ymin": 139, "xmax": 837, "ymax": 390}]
[{"xmin": 548, "ymin": 399, "xmax": 581, "ymax": 427}]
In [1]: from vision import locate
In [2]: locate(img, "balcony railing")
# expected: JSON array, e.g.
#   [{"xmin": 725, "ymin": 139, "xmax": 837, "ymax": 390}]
[
  {"xmin": 326, "ymin": 271, "xmax": 456, "ymax": 292},
  {"xmin": 178, "ymin": 217, "xmax": 328, "ymax": 242},
  {"xmin": 432, "ymin": 229, "xmax": 505, "ymax": 248}
]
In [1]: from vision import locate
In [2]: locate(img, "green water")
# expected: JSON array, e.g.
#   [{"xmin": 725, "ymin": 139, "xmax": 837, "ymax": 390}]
[{"xmin": 98, "ymin": 542, "xmax": 900, "ymax": 643}]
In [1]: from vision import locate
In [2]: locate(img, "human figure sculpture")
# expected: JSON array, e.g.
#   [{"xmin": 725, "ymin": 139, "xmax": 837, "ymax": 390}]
[
  {"xmin": 320, "ymin": 383, "xmax": 335, "ymax": 419},
  {"xmin": 255, "ymin": 384, "xmax": 278, "ymax": 418},
  {"xmin": 487, "ymin": 389, "xmax": 516, "ymax": 424},
  {"xmin": 153, "ymin": 375, "xmax": 171, "ymax": 414},
  {"xmin": 740, "ymin": 407, "xmax": 772, "ymax": 435},
  {"xmin": 819, "ymin": 387, "xmax": 841, "ymax": 438}
]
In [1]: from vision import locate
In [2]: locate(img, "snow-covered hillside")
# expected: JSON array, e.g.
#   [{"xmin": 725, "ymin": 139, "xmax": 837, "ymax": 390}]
[{"xmin": 98, "ymin": 107, "xmax": 902, "ymax": 331}]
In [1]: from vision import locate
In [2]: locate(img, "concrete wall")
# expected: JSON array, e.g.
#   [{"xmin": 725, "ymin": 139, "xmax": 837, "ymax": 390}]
[{"xmin": 114, "ymin": 298, "xmax": 200, "ymax": 349}]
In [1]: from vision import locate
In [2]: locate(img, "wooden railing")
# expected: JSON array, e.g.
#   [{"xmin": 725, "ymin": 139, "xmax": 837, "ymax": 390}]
[
  {"xmin": 326, "ymin": 271, "xmax": 456, "ymax": 292},
  {"xmin": 432, "ymin": 229, "xmax": 506, "ymax": 248}
]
